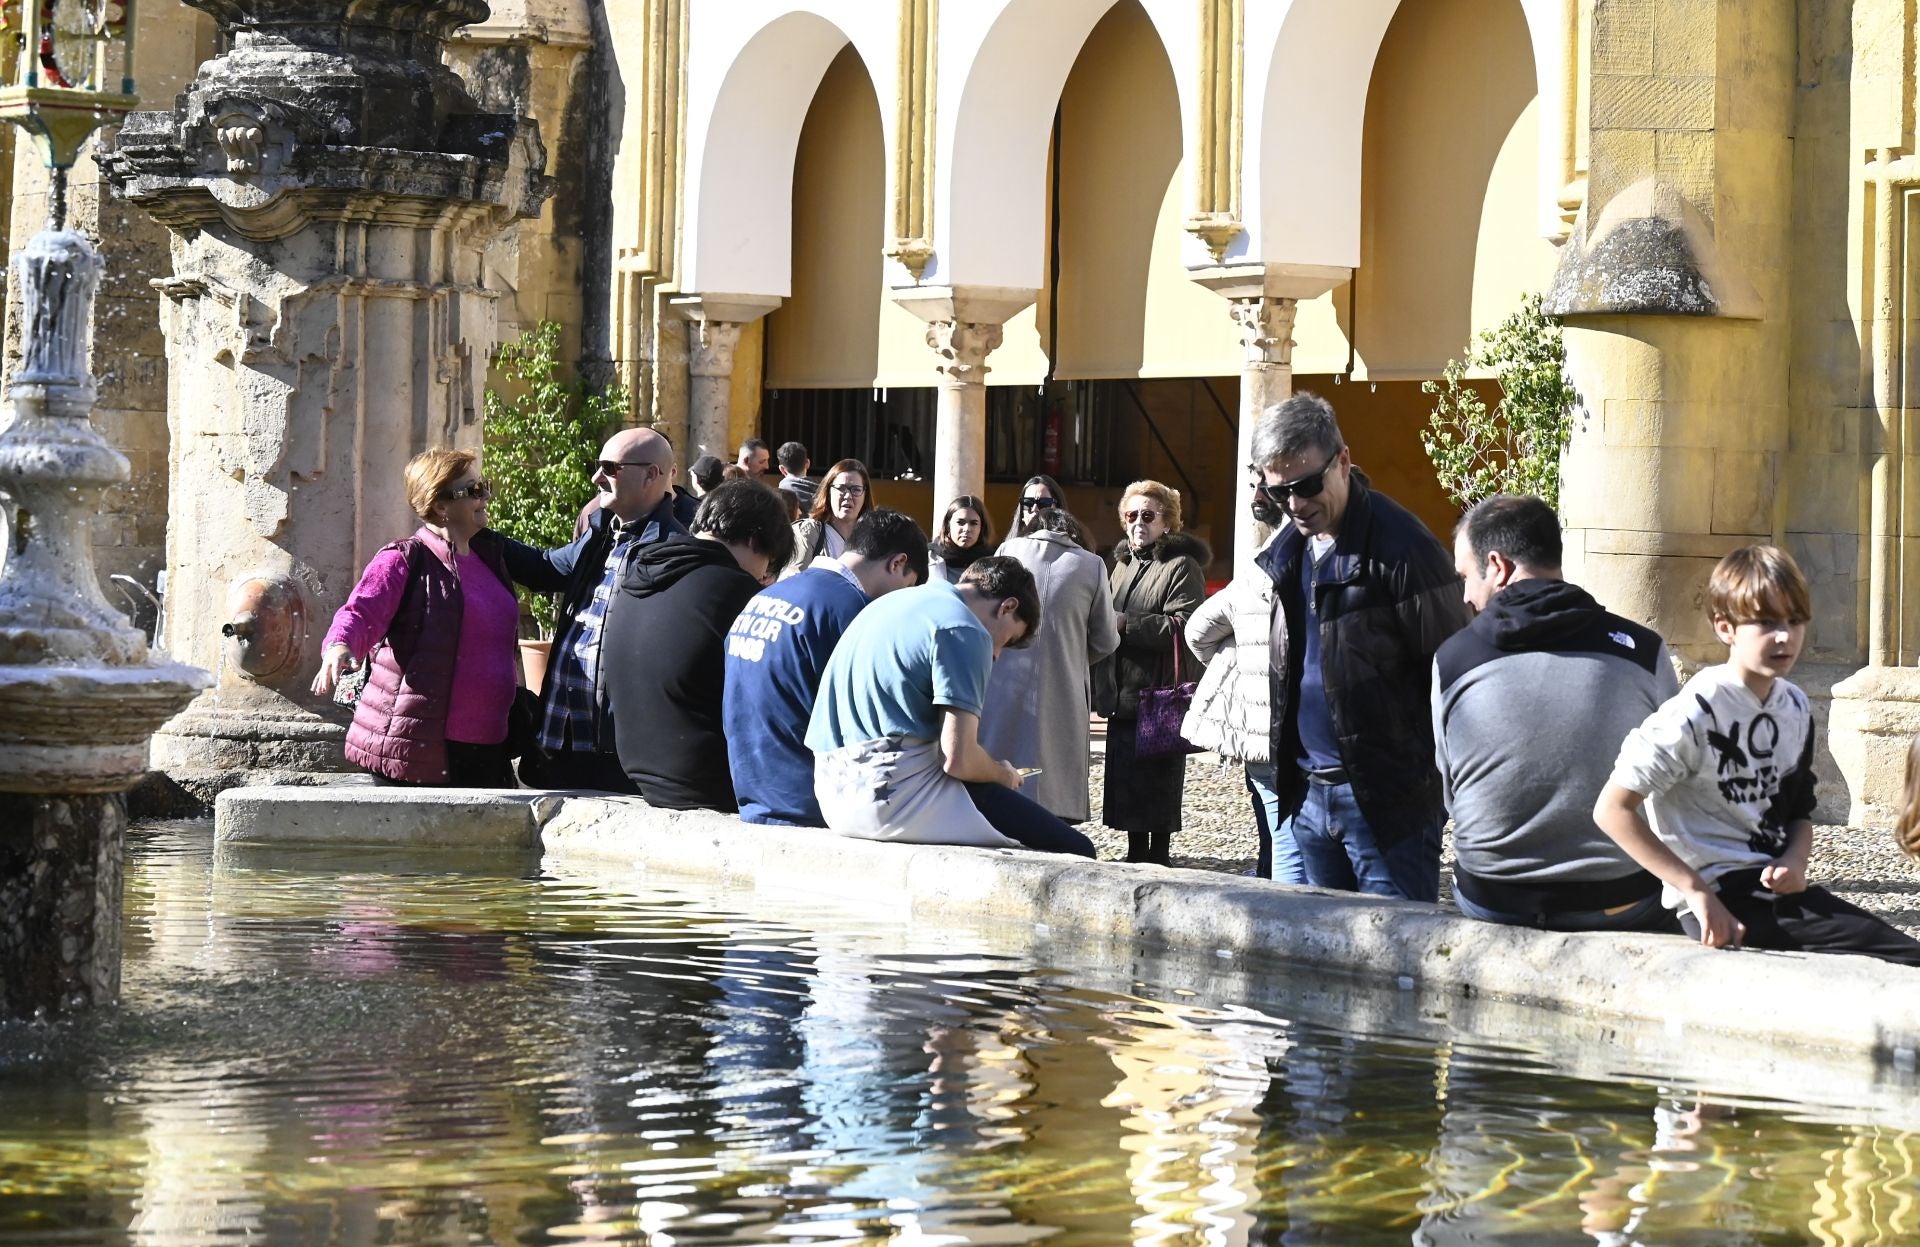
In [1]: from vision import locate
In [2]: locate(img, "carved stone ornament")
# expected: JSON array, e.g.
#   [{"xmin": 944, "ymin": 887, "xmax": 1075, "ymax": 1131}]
[
  {"xmin": 688, "ymin": 319, "xmax": 744, "ymax": 378},
  {"xmin": 213, "ymin": 109, "xmax": 266, "ymax": 175},
  {"xmin": 925, "ymin": 320, "xmax": 1003, "ymax": 385},
  {"xmin": 1229, "ymin": 296, "xmax": 1298, "ymax": 368}
]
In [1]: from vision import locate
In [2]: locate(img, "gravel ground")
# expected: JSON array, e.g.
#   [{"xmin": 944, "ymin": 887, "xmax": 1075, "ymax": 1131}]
[{"xmin": 1082, "ymin": 749, "xmax": 1920, "ymax": 939}]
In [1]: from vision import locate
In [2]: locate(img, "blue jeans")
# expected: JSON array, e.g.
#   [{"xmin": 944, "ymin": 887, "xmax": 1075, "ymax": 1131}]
[
  {"xmin": 1244, "ymin": 763, "xmax": 1306, "ymax": 884},
  {"xmin": 1281, "ymin": 777, "xmax": 1441, "ymax": 902},
  {"xmin": 1454, "ymin": 888, "xmax": 1679, "ymax": 934},
  {"xmin": 966, "ymin": 783, "xmax": 1098, "ymax": 857}
]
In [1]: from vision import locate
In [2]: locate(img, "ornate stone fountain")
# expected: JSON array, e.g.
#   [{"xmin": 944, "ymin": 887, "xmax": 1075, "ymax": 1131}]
[
  {"xmin": 0, "ymin": 220, "xmax": 210, "ymax": 1018},
  {"xmin": 99, "ymin": 0, "xmax": 551, "ymax": 809}
]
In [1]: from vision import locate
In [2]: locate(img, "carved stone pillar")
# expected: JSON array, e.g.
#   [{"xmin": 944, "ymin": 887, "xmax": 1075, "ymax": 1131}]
[
  {"xmin": 1193, "ymin": 264, "xmax": 1349, "ymax": 571},
  {"xmin": 894, "ymin": 286, "xmax": 1038, "ymax": 519},
  {"xmin": 100, "ymin": 0, "xmax": 550, "ymax": 805},
  {"xmin": 673, "ymin": 294, "xmax": 780, "ymax": 464}
]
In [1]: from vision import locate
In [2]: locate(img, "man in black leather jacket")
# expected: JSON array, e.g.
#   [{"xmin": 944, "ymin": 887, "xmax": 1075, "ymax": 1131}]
[{"xmin": 1252, "ymin": 392, "xmax": 1471, "ymax": 900}]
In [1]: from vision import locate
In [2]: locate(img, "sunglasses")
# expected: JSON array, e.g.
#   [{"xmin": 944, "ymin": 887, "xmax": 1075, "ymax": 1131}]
[
  {"xmin": 442, "ymin": 479, "xmax": 492, "ymax": 502},
  {"xmin": 1254, "ymin": 453, "xmax": 1341, "ymax": 503},
  {"xmin": 1019, "ymin": 496, "xmax": 1058, "ymax": 511},
  {"xmin": 1123, "ymin": 509, "xmax": 1160, "ymax": 525},
  {"xmin": 596, "ymin": 459, "xmax": 661, "ymax": 478}
]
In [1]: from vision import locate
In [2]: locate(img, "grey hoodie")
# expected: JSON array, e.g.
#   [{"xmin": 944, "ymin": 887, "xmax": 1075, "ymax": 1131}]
[{"xmin": 1433, "ymin": 577, "xmax": 1677, "ymax": 911}]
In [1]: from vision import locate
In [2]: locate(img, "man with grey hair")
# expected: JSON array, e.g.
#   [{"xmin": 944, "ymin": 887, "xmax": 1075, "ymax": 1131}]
[{"xmin": 1252, "ymin": 392, "xmax": 1470, "ymax": 900}]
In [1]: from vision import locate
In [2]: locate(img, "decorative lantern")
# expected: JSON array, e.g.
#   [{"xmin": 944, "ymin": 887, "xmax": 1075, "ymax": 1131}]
[{"xmin": 0, "ymin": 0, "xmax": 136, "ymax": 170}]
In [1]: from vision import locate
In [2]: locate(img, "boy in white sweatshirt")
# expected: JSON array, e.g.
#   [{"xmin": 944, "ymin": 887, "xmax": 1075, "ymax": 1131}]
[{"xmin": 1594, "ymin": 545, "xmax": 1920, "ymax": 964}]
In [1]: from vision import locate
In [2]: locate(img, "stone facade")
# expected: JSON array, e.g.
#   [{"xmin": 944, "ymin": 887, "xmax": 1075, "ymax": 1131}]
[
  {"xmin": 14, "ymin": 0, "xmax": 1920, "ymax": 823},
  {"xmin": 101, "ymin": 0, "xmax": 550, "ymax": 803}
]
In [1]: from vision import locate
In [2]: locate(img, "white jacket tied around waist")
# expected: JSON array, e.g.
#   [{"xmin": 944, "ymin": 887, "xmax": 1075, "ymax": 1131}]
[{"xmin": 1180, "ymin": 567, "xmax": 1281, "ymax": 764}]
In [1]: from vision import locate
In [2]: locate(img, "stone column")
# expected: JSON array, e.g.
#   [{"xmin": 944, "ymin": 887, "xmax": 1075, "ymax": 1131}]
[
  {"xmin": 442, "ymin": 0, "xmax": 593, "ymax": 359},
  {"xmin": 1193, "ymin": 264, "xmax": 1349, "ymax": 573},
  {"xmin": 100, "ymin": 0, "xmax": 550, "ymax": 806},
  {"xmin": 894, "ymin": 286, "xmax": 1038, "ymax": 519},
  {"xmin": 672, "ymin": 294, "xmax": 780, "ymax": 463}
]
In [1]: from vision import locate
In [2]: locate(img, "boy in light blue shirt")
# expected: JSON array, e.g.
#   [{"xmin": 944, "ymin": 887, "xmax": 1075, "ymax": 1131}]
[{"xmin": 808, "ymin": 558, "xmax": 1095, "ymax": 856}]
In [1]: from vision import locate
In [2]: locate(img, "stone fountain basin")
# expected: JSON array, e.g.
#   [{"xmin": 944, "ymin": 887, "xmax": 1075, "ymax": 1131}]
[{"xmin": 216, "ymin": 785, "xmax": 1920, "ymax": 1067}]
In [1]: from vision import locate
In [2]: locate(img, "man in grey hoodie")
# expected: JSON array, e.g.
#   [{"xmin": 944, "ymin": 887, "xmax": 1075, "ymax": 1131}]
[{"xmin": 1433, "ymin": 495, "xmax": 1681, "ymax": 932}]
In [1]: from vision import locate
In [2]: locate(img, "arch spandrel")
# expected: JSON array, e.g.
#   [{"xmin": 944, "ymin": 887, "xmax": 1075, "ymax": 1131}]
[
  {"xmin": 1241, "ymin": 0, "xmax": 1402, "ymax": 272},
  {"xmin": 934, "ymin": 0, "xmax": 1196, "ymax": 291},
  {"xmin": 681, "ymin": 3, "xmax": 898, "ymax": 298},
  {"xmin": 1243, "ymin": 0, "xmax": 1565, "ymax": 271}
]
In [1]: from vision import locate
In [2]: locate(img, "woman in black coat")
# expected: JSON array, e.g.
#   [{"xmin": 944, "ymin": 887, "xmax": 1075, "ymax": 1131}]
[{"xmin": 1105, "ymin": 479, "xmax": 1209, "ymax": 864}]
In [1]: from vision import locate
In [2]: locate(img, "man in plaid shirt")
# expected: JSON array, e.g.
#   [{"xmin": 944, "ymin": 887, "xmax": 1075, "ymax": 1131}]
[{"xmin": 504, "ymin": 426, "xmax": 685, "ymax": 790}]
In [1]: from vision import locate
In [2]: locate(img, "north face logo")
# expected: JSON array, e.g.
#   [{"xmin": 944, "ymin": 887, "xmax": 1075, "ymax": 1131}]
[{"xmin": 1610, "ymin": 630, "xmax": 1635, "ymax": 649}]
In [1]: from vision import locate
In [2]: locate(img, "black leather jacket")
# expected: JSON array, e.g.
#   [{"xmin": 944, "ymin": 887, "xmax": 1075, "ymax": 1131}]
[{"xmin": 1256, "ymin": 475, "xmax": 1471, "ymax": 842}]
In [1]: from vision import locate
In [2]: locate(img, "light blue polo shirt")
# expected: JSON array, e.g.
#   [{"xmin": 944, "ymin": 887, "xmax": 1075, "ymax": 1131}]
[{"xmin": 806, "ymin": 579, "xmax": 993, "ymax": 751}]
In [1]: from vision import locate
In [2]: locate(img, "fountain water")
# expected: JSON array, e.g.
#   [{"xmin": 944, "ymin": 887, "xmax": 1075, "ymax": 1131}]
[{"xmin": 0, "ymin": 221, "xmax": 209, "ymax": 1018}]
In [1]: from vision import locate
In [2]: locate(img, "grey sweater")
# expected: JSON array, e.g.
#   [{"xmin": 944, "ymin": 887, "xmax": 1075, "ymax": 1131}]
[{"xmin": 1432, "ymin": 578, "xmax": 1678, "ymax": 908}]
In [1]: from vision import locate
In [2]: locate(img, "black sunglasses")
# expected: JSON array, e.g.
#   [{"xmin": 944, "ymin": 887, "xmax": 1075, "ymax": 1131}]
[
  {"xmin": 441, "ymin": 479, "xmax": 491, "ymax": 502},
  {"xmin": 596, "ymin": 459, "xmax": 661, "ymax": 478},
  {"xmin": 1254, "ymin": 452, "xmax": 1341, "ymax": 503},
  {"xmin": 1019, "ymin": 496, "xmax": 1058, "ymax": 511}
]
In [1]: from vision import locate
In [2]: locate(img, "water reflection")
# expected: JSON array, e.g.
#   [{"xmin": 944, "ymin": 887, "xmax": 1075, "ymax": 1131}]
[{"xmin": 0, "ymin": 825, "xmax": 1914, "ymax": 1246}]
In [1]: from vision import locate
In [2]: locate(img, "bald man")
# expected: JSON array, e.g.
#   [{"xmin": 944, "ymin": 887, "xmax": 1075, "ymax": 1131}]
[{"xmin": 503, "ymin": 426, "xmax": 686, "ymax": 790}]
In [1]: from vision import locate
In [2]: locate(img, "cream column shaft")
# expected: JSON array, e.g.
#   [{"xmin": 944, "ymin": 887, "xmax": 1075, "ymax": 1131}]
[
  {"xmin": 1230, "ymin": 295, "xmax": 1298, "ymax": 575},
  {"xmin": 688, "ymin": 319, "xmax": 744, "ymax": 463},
  {"xmin": 926, "ymin": 318, "xmax": 1003, "ymax": 518}
]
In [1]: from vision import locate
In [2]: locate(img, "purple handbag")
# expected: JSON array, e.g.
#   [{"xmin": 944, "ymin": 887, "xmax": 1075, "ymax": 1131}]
[{"xmin": 1134, "ymin": 624, "xmax": 1201, "ymax": 759}]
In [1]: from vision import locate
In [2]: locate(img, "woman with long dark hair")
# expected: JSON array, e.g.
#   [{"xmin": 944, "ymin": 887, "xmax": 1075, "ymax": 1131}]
[
  {"xmin": 928, "ymin": 493, "xmax": 993, "ymax": 584},
  {"xmin": 781, "ymin": 458, "xmax": 872, "ymax": 578},
  {"xmin": 1006, "ymin": 474, "xmax": 1072, "ymax": 542}
]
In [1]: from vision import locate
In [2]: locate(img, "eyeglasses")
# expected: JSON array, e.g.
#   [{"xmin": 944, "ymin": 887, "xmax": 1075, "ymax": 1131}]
[
  {"xmin": 830, "ymin": 482, "xmax": 867, "ymax": 497},
  {"xmin": 1122, "ymin": 509, "xmax": 1160, "ymax": 525},
  {"xmin": 1019, "ymin": 496, "xmax": 1058, "ymax": 511},
  {"xmin": 596, "ymin": 460, "xmax": 662, "ymax": 478},
  {"xmin": 1254, "ymin": 452, "xmax": 1341, "ymax": 503},
  {"xmin": 441, "ymin": 479, "xmax": 492, "ymax": 502}
]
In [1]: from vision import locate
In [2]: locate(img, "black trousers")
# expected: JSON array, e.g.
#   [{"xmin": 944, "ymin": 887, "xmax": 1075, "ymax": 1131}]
[
  {"xmin": 1679, "ymin": 869, "xmax": 1920, "ymax": 967},
  {"xmin": 518, "ymin": 746, "xmax": 639, "ymax": 794},
  {"xmin": 367, "ymin": 740, "xmax": 514, "ymax": 789}
]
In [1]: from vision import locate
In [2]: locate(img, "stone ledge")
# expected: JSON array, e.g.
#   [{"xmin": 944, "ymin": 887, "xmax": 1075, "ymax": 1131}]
[
  {"xmin": 216, "ymin": 785, "xmax": 546, "ymax": 849},
  {"xmin": 215, "ymin": 787, "xmax": 1920, "ymax": 1061}
]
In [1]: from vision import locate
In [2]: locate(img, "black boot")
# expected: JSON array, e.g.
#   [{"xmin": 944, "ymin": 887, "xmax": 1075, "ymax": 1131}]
[
  {"xmin": 1126, "ymin": 831, "xmax": 1152, "ymax": 863},
  {"xmin": 1149, "ymin": 832, "xmax": 1173, "ymax": 866}
]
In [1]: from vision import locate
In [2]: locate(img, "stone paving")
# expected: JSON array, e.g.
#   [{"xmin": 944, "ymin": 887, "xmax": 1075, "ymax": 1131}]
[{"xmin": 1083, "ymin": 752, "xmax": 1920, "ymax": 939}]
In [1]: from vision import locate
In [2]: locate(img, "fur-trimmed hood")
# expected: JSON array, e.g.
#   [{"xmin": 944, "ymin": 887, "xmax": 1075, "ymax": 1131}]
[{"xmin": 1113, "ymin": 529, "xmax": 1212, "ymax": 568}]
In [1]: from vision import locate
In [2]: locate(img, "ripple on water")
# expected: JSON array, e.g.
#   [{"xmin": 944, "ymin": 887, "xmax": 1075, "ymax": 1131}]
[{"xmin": 0, "ymin": 824, "xmax": 1916, "ymax": 1246}]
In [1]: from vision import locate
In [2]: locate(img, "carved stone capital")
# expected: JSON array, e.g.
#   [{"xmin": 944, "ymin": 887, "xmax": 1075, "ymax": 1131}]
[
  {"xmin": 925, "ymin": 320, "xmax": 1004, "ymax": 386},
  {"xmin": 688, "ymin": 319, "xmax": 745, "ymax": 378},
  {"xmin": 1229, "ymin": 296, "xmax": 1298, "ymax": 368}
]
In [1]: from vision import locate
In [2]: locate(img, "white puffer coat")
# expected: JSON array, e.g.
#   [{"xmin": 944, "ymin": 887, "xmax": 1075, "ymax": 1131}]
[{"xmin": 1180, "ymin": 567, "xmax": 1284, "ymax": 763}]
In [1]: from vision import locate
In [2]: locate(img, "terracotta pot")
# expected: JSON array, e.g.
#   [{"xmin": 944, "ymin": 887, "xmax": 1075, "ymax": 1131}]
[{"xmin": 518, "ymin": 639, "xmax": 552, "ymax": 694}]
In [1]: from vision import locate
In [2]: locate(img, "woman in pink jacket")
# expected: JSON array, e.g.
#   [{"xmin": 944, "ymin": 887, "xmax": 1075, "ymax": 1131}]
[{"xmin": 311, "ymin": 448, "xmax": 522, "ymax": 787}]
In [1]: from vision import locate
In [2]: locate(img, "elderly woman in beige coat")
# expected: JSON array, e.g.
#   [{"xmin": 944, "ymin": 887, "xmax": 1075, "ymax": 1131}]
[{"xmin": 979, "ymin": 501, "xmax": 1118, "ymax": 823}]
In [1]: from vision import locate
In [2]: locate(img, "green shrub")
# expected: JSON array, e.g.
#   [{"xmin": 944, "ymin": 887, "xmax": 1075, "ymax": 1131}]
[
  {"xmin": 483, "ymin": 321, "xmax": 626, "ymax": 635},
  {"xmin": 1420, "ymin": 293, "xmax": 1581, "ymax": 511}
]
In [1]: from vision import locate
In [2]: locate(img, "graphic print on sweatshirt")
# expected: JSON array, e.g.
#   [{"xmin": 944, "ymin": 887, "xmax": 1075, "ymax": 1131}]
[{"xmin": 1690, "ymin": 689, "xmax": 1810, "ymax": 858}]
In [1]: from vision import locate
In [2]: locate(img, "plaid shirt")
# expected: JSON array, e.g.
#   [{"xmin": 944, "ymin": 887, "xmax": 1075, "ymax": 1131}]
[{"xmin": 539, "ymin": 519, "xmax": 647, "ymax": 753}]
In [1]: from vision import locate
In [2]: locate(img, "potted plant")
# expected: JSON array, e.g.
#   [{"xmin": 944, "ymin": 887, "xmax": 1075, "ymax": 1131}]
[
  {"xmin": 1420, "ymin": 293, "xmax": 1582, "ymax": 510},
  {"xmin": 482, "ymin": 320, "xmax": 627, "ymax": 691}
]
